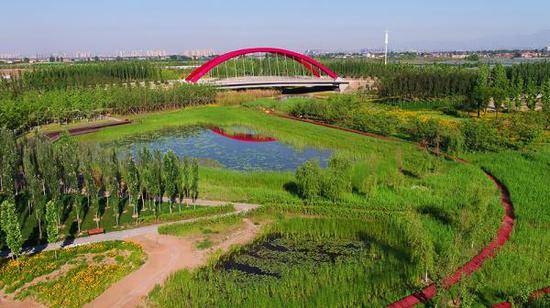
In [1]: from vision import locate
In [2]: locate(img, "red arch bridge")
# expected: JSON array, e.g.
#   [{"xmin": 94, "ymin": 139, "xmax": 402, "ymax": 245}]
[{"xmin": 184, "ymin": 47, "xmax": 349, "ymax": 91}]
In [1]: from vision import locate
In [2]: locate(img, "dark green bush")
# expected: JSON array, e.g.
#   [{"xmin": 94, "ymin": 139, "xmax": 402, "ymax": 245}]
[
  {"xmin": 295, "ymin": 157, "xmax": 353, "ymax": 202},
  {"xmin": 321, "ymin": 157, "xmax": 353, "ymax": 201},
  {"xmin": 295, "ymin": 160, "xmax": 322, "ymax": 201},
  {"xmin": 406, "ymin": 118, "xmax": 464, "ymax": 153},
  {"xmin": 462, "ymin": 120, "xmax": 503, "ymax": 152}
]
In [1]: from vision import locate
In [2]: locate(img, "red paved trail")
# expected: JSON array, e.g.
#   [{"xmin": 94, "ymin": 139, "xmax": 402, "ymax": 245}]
[
  {"xmin": 275, "ymin": 114, "xmax": 518, "ymax": 308},
  {"xmin": 389, "ymin": 172, "xmax": 515, "ymax": 307}
]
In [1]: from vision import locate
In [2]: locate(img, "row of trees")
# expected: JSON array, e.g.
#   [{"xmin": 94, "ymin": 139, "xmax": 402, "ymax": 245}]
[
  {"xmin": 0, "ymin": 199, "xmax": 58, "ymax": 259},
  {"xmin": 507, "ymin": 61, "xmax": 550, "ymax": 88},
  {"xmin": 380, "ymin": 69, "xmax": 478, "ymax": 98},
  {"xmin": 0, "ymin": 61, "xmax": 163, "ymax": 96},
  {"xmin": 0, "ymin": 83, "xmax": 216, "ymax": 133},
  {"xmin": 322, "ymin": 60, "xmax": 422, "ymax": 79},
  {"xmin": 0, "ymin": 129, "xmax": 200, "ymax": 254},
  {"xmin": 323, "ymin": 60, "xmax": 550, "ymax": 102},
  {"xmin": 470, "ymin": 64, "xmax": 550, "ymax": 117}
]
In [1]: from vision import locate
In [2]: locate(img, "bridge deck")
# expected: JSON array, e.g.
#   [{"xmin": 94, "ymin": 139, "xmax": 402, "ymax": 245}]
[{"xmin": 195, "ymin": 76, "xmax": 348, "ymax": 90}]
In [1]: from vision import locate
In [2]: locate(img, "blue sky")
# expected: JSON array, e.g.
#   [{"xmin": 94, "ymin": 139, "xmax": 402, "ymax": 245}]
[{"xmin": 1, "ymin": 0, "xmax": 549, "ymax": 54}]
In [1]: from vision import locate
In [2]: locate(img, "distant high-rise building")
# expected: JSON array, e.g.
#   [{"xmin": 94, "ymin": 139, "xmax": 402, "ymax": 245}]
[
  {"xmin": 181, "ymin": 49, "xmax": 215, "ymax": 58},
  {"xmin": 117, "ymin": 49, "xmax": 167, "ymax": 58},
  {"xmin": 0, "ymin": 53, "xmax": 18, "ymax": 59},
  {"xmin": 75, "ymin": 51, "xmax": 93, "ymax": 59}
]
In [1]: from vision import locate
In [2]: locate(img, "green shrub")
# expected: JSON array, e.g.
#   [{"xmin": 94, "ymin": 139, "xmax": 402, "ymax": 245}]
[
  {"xmin": 295, "ymin": 160, "xmax": 322, "ymax": 200},
  {"xmin": 349, "ymin": 110, "xmax": 401, "ymax": 136},
  {"xmin": 289, "ymin": 94, "xmax": 543, "ymax": 153},
  {"xmin": 498, "ymin": 112, "xmax": 545, "ymax": 149},
  {"xmin": 295, "ymin": 157, "xmax": 353, "ymax": 202},
  {"xmin": 321, "ymin": 157, "xmax": 353, "ymax": 201},
  {"xmin": 406, "ymin": 118, "xmax": 464, "ymax": 153},
  {"xmin": 462, "ymin": 120, "xmax": 503, "ymax": 152}
]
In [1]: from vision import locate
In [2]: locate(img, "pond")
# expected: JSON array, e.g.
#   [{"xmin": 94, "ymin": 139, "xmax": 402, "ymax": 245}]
[
  {"xmin": 111, "ymin": 126, "xmax": 332, "ymax": 171},
  {"xmin": 219, "ymin": 234, "xmax": 370, "ymax": 280}
]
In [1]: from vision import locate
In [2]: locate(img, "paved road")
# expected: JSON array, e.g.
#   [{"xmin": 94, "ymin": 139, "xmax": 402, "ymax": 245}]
[{"xmin": 1, "ymin": 199, "xmax": 259, "ymax": 258}]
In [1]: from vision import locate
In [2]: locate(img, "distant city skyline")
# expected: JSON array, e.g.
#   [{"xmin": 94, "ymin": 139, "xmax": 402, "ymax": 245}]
[{"xmin": 1, "ymin": 0, "xmax": 549, "ymax": 56}]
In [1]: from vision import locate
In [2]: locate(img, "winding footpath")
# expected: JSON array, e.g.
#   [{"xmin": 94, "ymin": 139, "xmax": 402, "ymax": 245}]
[
  {"xmin": 276, "ymin": 114, "xmax": 518, "ymax": 307},
  {"xmin": 86, "ymin": 218, "xmax": 261, "ymax": 308},
  {"xmin": 1, "ymin": 199, "xmax": 258, "ymax": 257},
  {"xmin": 1, "ymin": 199, "xmax": 259, "ymax": 307}
]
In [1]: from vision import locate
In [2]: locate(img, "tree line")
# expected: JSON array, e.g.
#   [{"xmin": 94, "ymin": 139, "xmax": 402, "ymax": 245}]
[
  {"xmin": 0, "ymin": 61, "xmax": 162, "ymax": 96},
  {"xmin": 380, "ymin": 68, "xmax": 477, "ymax": 98},
  {"xmin": 469, "ymin": 64, "xmax": 550, "ymax": 117},
  {"xmin": 0, "ymin": 129, "xmax": 200, "ymax": 257},
  {"xmin": 322, "ymin": 59, "xmax": 550, "ymax": 102},
  {"xmin": 0, "ymin": 83, "xmax": 216, "ymax": 133}
]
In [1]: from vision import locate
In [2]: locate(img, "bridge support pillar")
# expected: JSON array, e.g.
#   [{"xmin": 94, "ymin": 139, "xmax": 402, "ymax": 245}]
[{"xmin": 337, "ymin": 79, "xmax": 350, "ymax": 92}]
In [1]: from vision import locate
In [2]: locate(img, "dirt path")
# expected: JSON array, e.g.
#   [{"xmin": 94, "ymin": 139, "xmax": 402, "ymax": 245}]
[
  {"xmin": 2, "ymin": 200, "xmax": 259, "ymax": 258},
  {"xmin": 86, "ymin": 218, "xmax": 260, "ymax": 308},
  {"xmin": 44, "ymin": 118, "xmax": 131, "ymax": 141},
  {"xmin": 0, "ymin": 292, "xmax": 43, "ymax": 308}
]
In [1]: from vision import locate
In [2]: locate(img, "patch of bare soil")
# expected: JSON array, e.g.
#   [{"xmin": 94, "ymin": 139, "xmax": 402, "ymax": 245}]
[
  {"xmin": 0, "ymin": 291, "xmax": 43, "ymax": 308},
  {"xmin": 86, "ymin": 218, "xmax": 260, "ymax": 308}
]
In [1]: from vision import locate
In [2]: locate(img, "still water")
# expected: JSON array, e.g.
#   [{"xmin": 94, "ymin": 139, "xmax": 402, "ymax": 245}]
[{"xmin": 112, "ymin": 126, "xmax": 332, "ymax": 171}]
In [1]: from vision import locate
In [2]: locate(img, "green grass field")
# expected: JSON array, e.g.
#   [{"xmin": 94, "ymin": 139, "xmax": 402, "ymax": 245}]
[
  {"xmin": 74, "ymin": 105, "xmax": 518, "ymax": 305},
  {"xmin": 151, "ymin": 216, "xmax": 422, "ymax": 307},
  {"xmin": 3, "ymin": 100, "xmax": 544, "ymax": 306}
]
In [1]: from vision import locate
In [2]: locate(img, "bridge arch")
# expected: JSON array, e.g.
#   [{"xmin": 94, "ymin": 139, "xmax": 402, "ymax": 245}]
[{"xmin": 185, "ymin": 47, "xmax": 339, "ymax": 83}]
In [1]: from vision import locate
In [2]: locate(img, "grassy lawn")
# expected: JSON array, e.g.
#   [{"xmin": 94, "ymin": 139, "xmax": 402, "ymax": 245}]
[
  {"xmin": 0, "ymin": 241, "xmax": 146, "ymax": 307},
  {"xmin": 159, "ymin": 214, "xmax": 253, "ymax": 250},
  {"xmin": 73, "ymin": 105, "xmax": 509, "ymax": 305},
  {"xmin": 7, "ymin": 100, "xmax": 539, "ymax": 306},
  {"xmin": 77, "ymin": 105, "xmax": 401, "ymax": 155},
  {"xmin": 158, "ymin": 214, "xmax": 245, "ymax": 237}
]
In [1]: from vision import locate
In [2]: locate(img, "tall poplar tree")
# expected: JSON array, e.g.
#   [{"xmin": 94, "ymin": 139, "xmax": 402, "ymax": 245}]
[
  {"xmin": 125, "ymin": 157, "xmax": 141, "ymax": 221},
  {"xmin": 45, "ymin": 200, "xmax": 59, "ymax": 258},
  {"xmin": 163, "ymin": 151, "xmax": 179, "ymax": 214},
  {"xmin": 190, "ymin": 159, "xmax": 200, "ymax": 205},
  {"xmin": 0, "ymin": 200, "xmax": 23, "ymax": 259}
]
